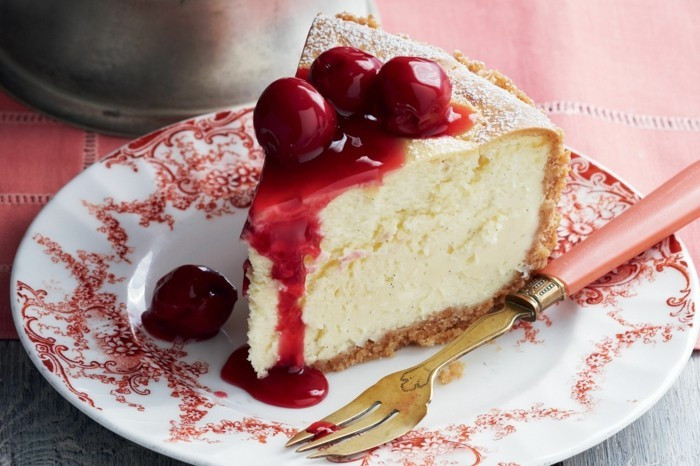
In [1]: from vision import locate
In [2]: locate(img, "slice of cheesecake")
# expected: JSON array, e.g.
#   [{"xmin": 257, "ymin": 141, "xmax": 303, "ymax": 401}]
[{"xmin": 243, "ymin": 13, "xmax": 569, "ymax": 376}]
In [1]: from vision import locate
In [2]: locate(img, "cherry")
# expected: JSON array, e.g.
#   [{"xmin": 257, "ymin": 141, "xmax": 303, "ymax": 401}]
[
  {"xmin": 376, "ymin": 57, "xmax": 453, "ymax": 137},
  {"xmin": 309, "ymin": 47, "xmax": 382, "ymax": 115},
  {"xmin": 253, "ymin": 77, "xmax": 337, "ymax": 165},
  {"xmin": 142, "ymin": 265, "xmax": 237, "ymax": 341}
]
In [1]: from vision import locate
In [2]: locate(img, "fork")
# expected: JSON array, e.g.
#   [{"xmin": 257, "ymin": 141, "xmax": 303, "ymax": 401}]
[{"xmin": 286, "ymin": 160, "xmax": 700, "ymax": 459}]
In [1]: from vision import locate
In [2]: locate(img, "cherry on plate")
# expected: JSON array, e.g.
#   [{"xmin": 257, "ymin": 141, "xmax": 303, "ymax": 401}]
[
  {"xmin": 142, "ymin": 265, "xmax": 237, "ymax": 341},
  {"xmin": 309, "ymin": 46, "xmax": 382, "ymax": 115},
  {"xmin": 376, "ymin": 56, "xmax": 453, "ymax": 137},
  {"xmin": 253, "ymin": 77, "xmax": 337, "ymax": 165}
]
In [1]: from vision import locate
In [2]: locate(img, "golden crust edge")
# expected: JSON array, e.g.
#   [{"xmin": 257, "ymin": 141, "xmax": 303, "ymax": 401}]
[{"xmin": 335, "ymin": 12, "xmax": 380, "ymax": 29}]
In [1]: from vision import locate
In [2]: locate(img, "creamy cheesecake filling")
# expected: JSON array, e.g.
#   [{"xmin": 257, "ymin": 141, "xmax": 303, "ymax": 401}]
[
  {"xmin": 303, "ymin": 133, "xmax": 549, "ymax": 364},
  {"xmin": 246, "ymin": 251, "xmax": 281, "ymax": 373},
  {"xmin": 247, "ymin": 132, "xmax": 552, "ymax": 374}
]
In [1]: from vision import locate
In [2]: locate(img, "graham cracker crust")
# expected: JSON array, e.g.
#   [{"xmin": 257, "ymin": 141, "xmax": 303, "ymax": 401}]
[
  {"xmin": 438, "ymin": 361, "xmax": 465, "ymax": 385},
  {"xmin": 311, "ymin": 279, "xmax": 514, "ymax": 372}
]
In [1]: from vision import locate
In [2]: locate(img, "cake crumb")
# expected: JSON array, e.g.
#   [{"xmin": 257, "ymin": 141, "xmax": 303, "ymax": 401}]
[
  {"xmin": 335, "ymin": 12, "xmax": 380, "ymax": 29},
  {"xmin": 438, "ymin": 361, "xmax": 464, "ymax": 385}
]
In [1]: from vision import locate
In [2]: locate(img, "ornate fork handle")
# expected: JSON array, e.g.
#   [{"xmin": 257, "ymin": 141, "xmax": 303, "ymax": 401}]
[{"xmin": 399, "ymin": 275, "xmax": 567, "ymax": 392}]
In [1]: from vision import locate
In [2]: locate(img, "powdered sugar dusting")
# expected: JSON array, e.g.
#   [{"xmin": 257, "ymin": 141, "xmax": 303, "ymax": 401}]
[{"xmin": 300, "ymin": 15, "xmax": 557, "ymax": 145}]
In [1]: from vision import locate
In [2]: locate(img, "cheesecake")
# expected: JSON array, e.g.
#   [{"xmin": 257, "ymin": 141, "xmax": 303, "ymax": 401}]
[{"xmin": 242, "ymin": 14, "xmax": 569, "ymax": 377}]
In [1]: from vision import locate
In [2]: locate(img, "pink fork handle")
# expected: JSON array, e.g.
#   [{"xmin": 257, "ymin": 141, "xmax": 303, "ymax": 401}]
[{"xmin": 541, "ymin": 160, "xmax": 700, "ymax": 295}]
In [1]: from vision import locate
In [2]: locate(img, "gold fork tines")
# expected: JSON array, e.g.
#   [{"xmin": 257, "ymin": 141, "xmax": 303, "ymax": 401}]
[
  {"xmin": 296, "ymin": 405, "xmax": 396, "ymax": 452},
  {"xmin": 286, "ymin": 276, "xmax": 566, "ymax": 458},
  {"xmin": 288, "ymin": 369, "xmax": 430, "ymax": 459},
  {"xmin": 285, "ymin": 399, "xmax": 381, "ymax": 448}
]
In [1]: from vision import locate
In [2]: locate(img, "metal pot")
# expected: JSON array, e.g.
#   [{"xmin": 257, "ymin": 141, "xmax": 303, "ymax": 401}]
[{"xmin": 0, "ymin": 0, "xmax": 375, "ymax": 136}]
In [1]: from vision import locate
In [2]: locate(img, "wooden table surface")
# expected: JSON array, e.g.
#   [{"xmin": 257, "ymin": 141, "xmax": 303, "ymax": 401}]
[{"xmin": 2, "ymin": 340, "xmax": 699, "ymax": 465}]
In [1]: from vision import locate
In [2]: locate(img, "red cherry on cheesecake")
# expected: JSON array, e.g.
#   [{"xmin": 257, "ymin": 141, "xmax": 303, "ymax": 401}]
[
  {"xmin": 309, "ymin": 46, "xmax": 382, "ymax": 115},
  {"xmin": 253, "ymin": 77, "xmax": 337, "ymax": 165},
  {"xmin": 142, "ymin": 265, "xmax": 237, "ymax": 341},
  {"xmin": 376, "ymin": 57, "xmax": 453, "ymax": 137}
]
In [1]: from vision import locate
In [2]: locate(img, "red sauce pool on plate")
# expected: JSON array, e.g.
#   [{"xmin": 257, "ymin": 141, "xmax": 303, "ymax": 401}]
[{"xmin": 221, "ymin": 345, "xmax": 328, "ymax": 408}]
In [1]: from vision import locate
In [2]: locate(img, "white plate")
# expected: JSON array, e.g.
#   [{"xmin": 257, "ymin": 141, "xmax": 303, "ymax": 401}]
[{"xmin": 11, "ymin": 104, "xmax": 699, "ymax": 466}]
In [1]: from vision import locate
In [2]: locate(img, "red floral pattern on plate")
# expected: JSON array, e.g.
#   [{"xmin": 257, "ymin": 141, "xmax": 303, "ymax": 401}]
[
  {"xmin": 512, "ymin": 315, "xmax": 552, "ymax": 347},
  {"xmin": 84, "ymin": 109, "xmax": 261, "ymax": 262},
  {"xmin": 16, "ymin": 109, "xmax": 271, "ymax": 443},
  {"xmin": 330, "ymin": 404, "xmax": 576, "ymax": 465},
  {"xmin": 12, "ymin": 107, "xmax": 697, "ymax": 465}
]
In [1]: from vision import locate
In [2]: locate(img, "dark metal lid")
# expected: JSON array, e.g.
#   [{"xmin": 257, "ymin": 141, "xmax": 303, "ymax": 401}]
[{"xmin": 0, "ymin": 0, "xmax": 376, "ymax": 136}]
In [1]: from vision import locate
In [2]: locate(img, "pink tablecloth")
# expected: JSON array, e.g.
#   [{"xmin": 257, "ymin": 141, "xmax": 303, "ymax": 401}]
[
  {"xmin": 1, "ymin": 0, "xmax": 699, "ymax": 345},
  {"xmin": 0, "ymin": 94, "xmax": 127, "ymax": 338}
]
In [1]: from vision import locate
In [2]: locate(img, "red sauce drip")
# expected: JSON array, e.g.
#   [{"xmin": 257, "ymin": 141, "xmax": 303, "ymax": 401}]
[
  {"xmin": 242, "ymin": 115, "xmax": 407, "ymax": 366},
  {"xmin": 221, "ymin": 345, "xmax": 328, "ymax": 408},
  {"xmin": 306, "ymin": 420, "xmax": 340, "ymax": 439},
  {"xmin": 242, "ymin": 69, "xmax": 474, "ymax": 369},
  {"xmin": 242, "ymin": 258, "xmax": 252, "ymax": 297},
  {"xmin": 445, "ymin": 104, "xmax": 474, "ymax": 135},
  {"xmin": 295, "ymin": 67, "xmax": 310, "ymax": 80}
]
